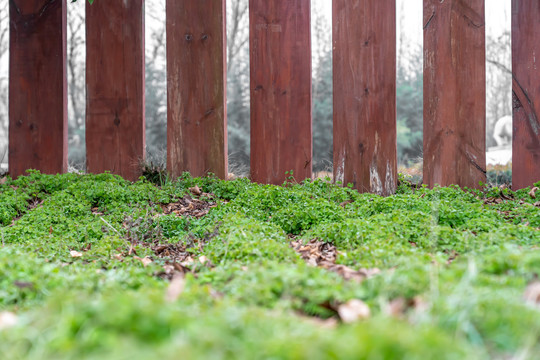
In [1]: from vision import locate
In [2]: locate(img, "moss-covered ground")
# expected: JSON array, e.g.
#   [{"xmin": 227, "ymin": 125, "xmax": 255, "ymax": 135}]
[{"xmin": 1, "ymin": 170, "xmax": 539, "ymax": 359}]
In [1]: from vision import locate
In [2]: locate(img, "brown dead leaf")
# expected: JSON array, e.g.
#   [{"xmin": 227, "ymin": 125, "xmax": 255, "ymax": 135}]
[
  {"xmin": 13, "ymin": 281, "xmax": 34, "ymax": 289},
  {"xmin": 412, "ymin": 296, "xmax": 429, "ymax": 314},
  {"xmin": 0, "ymin": 312, "xmax": 18, "ymax": 330},
  {"xmin": 524, "ymin": 281, "xmax": 540, "ymax": 308},
  {"xmin": 291, "ymin": 239, "xmax": 380, "ymax": 282},
  {"xmin": 165, "ymin": 273, "xmax": 186, "ymax": 302},
  {"xmin": 385, "ymin": 296, "xmax": 428, "ymax": 318},
  {"xmin": 161, "ymin": 195, "xmax": 216, "ymax": 219},
  {"xmin": 529, "ymin": 187, "xmax": 539, "ymax": 199},
  {"xmin": 91, "ymin": 207, "xmax": 104, "ymax": 216},
  {"xmin": 180, "ymin": 257, "xmax": 195, "ymax": 268},
  {"xmin": 134, "ymin": 256, "xmax": 153, "ymax": 267},
  {"xmin": 300, "ymin": 315, "xmax": 339, "ymax": 329},
  {"xmin": 0, "ymin": 177, "xmax": 7, "ymax": 185},
  {"xmin": 189, "ymin": 185, "xmax": 202, "ymax": 196},
  {"xmin": 162, "ymin": 264, "xmax": 175, "ymax": 275},
  {"xmin": 385, "ymin": 297, "xmax": 407, "ymax": 318},
  {"xmin": 70, "ymin": 250, "xmax": 83, "ymax": 258},
  {"xmin": 337, "ymin": 299, "xmax": 371, "ymax": 323},
  {"xmin": 113, "ymin": 253, "xmax": 123, "ymax": 261},
  {"xmin": 198, "ymin": 255, "xmax": 208, "ymax": 265}
]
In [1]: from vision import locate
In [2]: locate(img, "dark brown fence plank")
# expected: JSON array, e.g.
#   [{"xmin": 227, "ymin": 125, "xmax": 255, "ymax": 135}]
[
  {"xmin": 86, "ymin": 0, "xmax": 145, "ymax": 181},
  {"xmin": 9, "ymin": 0, "xmax": 67, "ymax": 177},
  {"xmin": 333, "ymin": 0, "xmax": 397, "ymax": 195},
  {"xmin": 512, "ymin": 1, "xmax": 540, "ymax": 189},
  {"xmin": 423, "ymin": 0, "xmax": 486, "ymax": 189},
  {"xmin": 166, "ymin": 0, "xmax": 227, "ymax": 179},
  {"xmin": 249, "ymin": 0, "xmax": 312, "ymax": 184}
]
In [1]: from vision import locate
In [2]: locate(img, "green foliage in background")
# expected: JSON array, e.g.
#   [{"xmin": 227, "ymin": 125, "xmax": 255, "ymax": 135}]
[{"xmin": 1, "ymin": 171, "xmax": 539, "ymax": 359}]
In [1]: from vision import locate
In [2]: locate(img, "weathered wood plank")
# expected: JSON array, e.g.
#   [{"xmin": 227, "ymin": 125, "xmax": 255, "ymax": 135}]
[
  {"xmin": 511, "ymin": 0, "xmax": 540, "ymax": 189},
  {"xmin": 423, "ymin": 0, "xmax": 486, "ymax": 188},
  {"xmin": 249, "ymin": 0, "xmax": 312, "ymax": 184},
  {"xmin": 9, "ymin": 0, "xmax": 68, "ymax": 177},
  {"xmin": 85, "ymin": 0, "xmax": 145, "ymax": 181},
  {"xmin": 166, "ymin": 0, "xmax": 227, "ymax": 179},
  {"xmin": 333, "ymin": 0, "xmax": 397, "ymax": 195}
]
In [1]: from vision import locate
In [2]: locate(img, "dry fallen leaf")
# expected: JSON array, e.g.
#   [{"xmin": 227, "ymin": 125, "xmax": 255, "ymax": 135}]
[
  {"xmin": 386, "ymin": 297, "xmax": 407, "ymax": 318},
  {"xmin": 0, "ymin": 312, "xmax": 18, "ymax": 330},
  {"xmin": 524, "ymin": 281, "xmax": 540, "ymax": 308},
  {"xmin": 529, "ymin": 187, "xmax": 539, "ymax": 199},
  {"xmin": 165, "ymin": 273, "xmax": 186, "ymax": 302},
  {"xmin": 70, "ymin": 250, "xmax": 83, "ymax": 258},
  {"xmin": 134, "ymin": 256, "xmax": 153, "ymax": 267},
  {"xmin": 302, "ymin": 315, "xmax": 339, "ymax": 329},
  {"xmin": 0, "ymin": 177, "xmax": 7, "ymax": 185},
  {"xmin": 412, "ymin": 296, "xmax": 429, "ymax": 314},
  {"xmin": 181, "ymin": 256, "xmax": 195, "ymax": 267},
  {"xmin": 337, "ymin": 299, "xmax": 371, "ymax": 323},
  {"xmin": 163, "ymin": 264, "xmax": 175, "ymax": 275},
  {"xmin": 14, "ymin": 281, "xmax": 34, "ymax": 289},
  {"xmin": 189, "ymin": 185, "xmax": 202, "ymax": 196},
  {"xmin": 199, "ymin": 255, "xmax": 208, "ymax": 265}
]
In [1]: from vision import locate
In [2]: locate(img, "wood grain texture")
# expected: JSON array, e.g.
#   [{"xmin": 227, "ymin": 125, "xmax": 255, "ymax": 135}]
[
  {"xmin": 333, "ymin": 0, "xmax": 397, "ymax": 195},
  {"xmin": 423, "ymin": 0, "xmax": 486, "ymax": 189},
  {"xmin": 9, "ymin": 0, "xmax": 68, "ymax": 177},
  {"xmin": 166, "ymin": 0, "xmax": 227, "ymax": 179},
  {"xmin": 249, "ymin": 0, "xmax": 312, "ymax": 184},
  {"xmin": 85, "ymin": 0, "xmax": 145, "ymax": 181},
  {"xmin": 511, "ymin": 0, "xmax": 540, "ymax": 189}
]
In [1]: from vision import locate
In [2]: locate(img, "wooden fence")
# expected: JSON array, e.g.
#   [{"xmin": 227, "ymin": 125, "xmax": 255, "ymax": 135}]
[{"xmin": 8, "ymin": 0, "xmax": 540, "ymax": 195}]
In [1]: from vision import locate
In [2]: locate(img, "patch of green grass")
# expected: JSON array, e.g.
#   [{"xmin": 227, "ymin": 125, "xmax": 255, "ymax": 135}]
[{"xmin": 1, "ymin": 171, "xmax": 539, "ymax": 359}]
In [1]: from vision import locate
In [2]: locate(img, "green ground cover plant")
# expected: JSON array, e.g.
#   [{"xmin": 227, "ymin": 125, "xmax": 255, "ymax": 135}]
[{"xmin": 0, "ymin": 171, "xmax": 539, "ymax": 359}]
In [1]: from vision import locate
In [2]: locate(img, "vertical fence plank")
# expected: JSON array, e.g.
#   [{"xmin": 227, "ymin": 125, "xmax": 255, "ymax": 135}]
[
  {"xmin": 249, "ymin": 0, "xmax": 312, "ymax": 184},
  {"xmin": 512, "ymin": 1, "xmax": 540, "ymax": 189},
  {"xmin": 423, "ymin": 0, "xmax": 486, "ymax": 188},
  {"xmin": 9, "ymin": 0, "xmax": 67, "ymax": 177},
  {"xmin": 166, "ymin": 0, "xmax": 227, "ymax": 179},
  {"xmin": 333, "ymin": 0, "xmax": 397, "ymax": 195},
  {"xmin": 86, "ymin": 0, "xmax": 145, "ymax": 181}
]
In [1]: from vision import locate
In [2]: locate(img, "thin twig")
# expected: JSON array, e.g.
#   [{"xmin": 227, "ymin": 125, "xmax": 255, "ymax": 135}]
[
  {"xmin": 100, "ymin": 217, "xmax": 135, "ymax": 254},
  {"xmin": 100, "ymin": 217, "xmax": 121, "ymax": 235}
]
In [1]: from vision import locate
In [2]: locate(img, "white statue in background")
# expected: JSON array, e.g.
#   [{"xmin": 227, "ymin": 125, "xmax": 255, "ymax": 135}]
[{"xmin": 493, "ymin": 115, "xmax": 512, "ymax": 147}]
